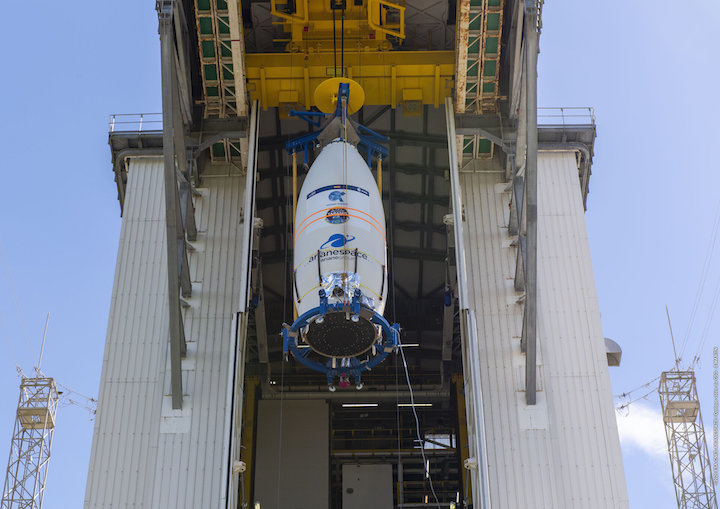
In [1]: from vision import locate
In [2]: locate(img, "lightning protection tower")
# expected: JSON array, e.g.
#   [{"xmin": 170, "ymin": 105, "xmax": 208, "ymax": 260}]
[
  {"xmin": 659, "ymin": 370, "xmax": 718, "ymax": 509},
  {"xmin": 1, "ymin": 376, "xmax": 59, "ymax": 509}
]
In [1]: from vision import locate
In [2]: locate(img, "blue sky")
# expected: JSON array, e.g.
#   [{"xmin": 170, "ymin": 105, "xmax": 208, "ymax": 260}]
[
  {"xmin": 0, "ymin": 1, "xmax": 718, "ymax": 507},
  {"xmin": 540, "ymin": 1, "xmax": 720, "ymax": 507}
]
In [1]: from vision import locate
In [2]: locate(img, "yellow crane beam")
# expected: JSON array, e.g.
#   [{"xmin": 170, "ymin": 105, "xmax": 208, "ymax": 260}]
[{"xmin": 245, "ymin": 51, "xmax": 454, "ymax": 113}]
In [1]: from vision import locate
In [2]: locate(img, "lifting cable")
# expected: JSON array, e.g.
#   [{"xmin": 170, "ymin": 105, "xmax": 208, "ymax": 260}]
[
  {"xmin": 274, "ymin": 148, "xmax": 293, "ymax": 504},
  {"xmin": 332, "ymin": 5, "xmax": 337, "ymax": 77},
  {"xmin": 381, "ymin": 103, "xmax": 439, "ymax": 507},
  {"xmin": 394, "ymin": 347, "xmax": 402, "ymax": 501},
  {"xmin": 399, "ymin": 343, "xmax": 442, "ymax": 508},
  {"xmin": 332, "ymin": 1, "xmax": 346, "ymax": 78}
]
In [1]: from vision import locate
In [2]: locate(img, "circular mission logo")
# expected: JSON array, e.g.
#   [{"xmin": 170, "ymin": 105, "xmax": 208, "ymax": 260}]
[{"xmin": 325, "ymin": 208, "xmax": 349, "ymax": 224}]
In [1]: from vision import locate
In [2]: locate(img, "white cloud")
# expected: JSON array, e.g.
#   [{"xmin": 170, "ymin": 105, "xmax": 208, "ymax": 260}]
[{"xmin": 616, "ymin": 402, "xmax": 667, "ymax": 459}]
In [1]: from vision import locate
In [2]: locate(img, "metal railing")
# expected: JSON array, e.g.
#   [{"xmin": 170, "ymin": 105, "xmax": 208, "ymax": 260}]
[
  {"xmin": 538, "ymin": 107, "xmax": 595, "ymax": 126},
  {"xmin": 108, "ymin": 113, "xmax": 162, "ymax": 133}
]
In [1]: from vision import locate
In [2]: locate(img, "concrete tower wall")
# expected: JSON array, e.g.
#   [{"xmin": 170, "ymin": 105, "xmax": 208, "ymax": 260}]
[
  {"xmin": 84, "ymin": 158, "xmax": 248, "ymax": 508},
  {"xmin": 461, "ymin": 151, "xmax": 629, "ymax": 508}
]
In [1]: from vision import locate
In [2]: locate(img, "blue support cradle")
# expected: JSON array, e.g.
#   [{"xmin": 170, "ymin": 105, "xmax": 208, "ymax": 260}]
[{"xmin": 282, "ymin": 290, "xmax": 400, "ymax": 390}]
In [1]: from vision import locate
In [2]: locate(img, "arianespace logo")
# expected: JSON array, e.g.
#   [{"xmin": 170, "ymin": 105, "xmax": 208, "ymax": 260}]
[
  {"xmin": 328, "ymin": 190, "xmax": 345, "ymax": 202},
  {"xmin": 321, "ymin": 233, "xmax": 355, "ymax": 249}
]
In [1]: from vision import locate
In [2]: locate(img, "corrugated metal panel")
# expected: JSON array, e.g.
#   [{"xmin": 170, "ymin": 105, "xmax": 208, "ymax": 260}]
[
  {"xmin": 84, "ymin": 158, "xmax": 248, "ymax": 508},
  {"xmin": 254, "ymin": 400, "xmax": 329, "ymax": 509},
  {"xmin": 460, "ymin": 151, "xmax": 628, "ymax": 508}
]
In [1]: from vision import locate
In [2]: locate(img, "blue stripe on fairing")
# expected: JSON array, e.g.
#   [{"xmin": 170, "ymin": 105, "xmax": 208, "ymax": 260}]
[{"xmin": 306, "ymin": 184, "xmax": 370, "ymax": 199}]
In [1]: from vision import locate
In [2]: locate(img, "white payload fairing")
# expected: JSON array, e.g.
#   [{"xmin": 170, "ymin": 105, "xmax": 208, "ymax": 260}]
[
  {"xmin": 293, "ymin": 140, "xmax": 388, "ymax": 358},
  {"xmin": 281, "ymin": 78, "xmax": 399, "ymax": 389}
]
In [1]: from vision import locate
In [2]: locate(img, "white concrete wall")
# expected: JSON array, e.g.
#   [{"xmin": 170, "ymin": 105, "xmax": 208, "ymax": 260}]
[
  {"xmin": 460, "ymin": 151, "xmax": 629, "ymax": 508},
  {"xmin": 84, "ymin": 158, "xmax": 248, "ymax": 508}
]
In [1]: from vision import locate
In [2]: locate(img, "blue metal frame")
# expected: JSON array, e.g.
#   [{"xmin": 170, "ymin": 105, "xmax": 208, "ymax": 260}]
[
  {"xmin": 282, "ymin": 290, "xmax": 400, "ymax": 389},
  {"xmin": 284, "ymin": 83, "xmax": 388, "ymax": 167},
  {"xmin": 287, "ymin": 110, "xmax": 325, "ymax": 127}
]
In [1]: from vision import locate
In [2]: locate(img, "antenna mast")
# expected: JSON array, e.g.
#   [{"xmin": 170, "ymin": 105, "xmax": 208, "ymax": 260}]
[{"xmin": 666, "ymin": 305, "xmax": 680, "ymax": 371}]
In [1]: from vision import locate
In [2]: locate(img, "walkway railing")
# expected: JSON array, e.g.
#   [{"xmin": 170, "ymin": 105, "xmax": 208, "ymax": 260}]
[
  {"xmin": 108, "ymin": 113, "xmax": 162, "ymax": 133},
  {"xmin": 538, "ymin": 107, "xmax": 595, "ymax": 126}
]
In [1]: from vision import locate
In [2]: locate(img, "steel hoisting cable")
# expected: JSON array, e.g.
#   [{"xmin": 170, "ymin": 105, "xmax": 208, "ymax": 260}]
[
  {"xmin": 341, "ymin": 2, "xmax": 345, "ymax": 75},
  {"xmin": 275, "ymin": 350, "xmax": 286, "ymax": 504},
  {"xmin": 394, "ymin": 346, "xmax": 402, "ymax": 504},
  {"xmin": 276, "ymin": 148, "xmax": 294, "ymax": 504},
  {"xmin": 292, "ymin": 151, "xmax": 299, "ymax": 319},
  {"xmin": 680, "ymin": 199, "xmax": 720, "ymax": 363},
  {"xmin": 333, "ymin": 5, "xmax": 337, "ymax": 77},
  {"xmin": 382, "ymin": 110, "xmax": 433, "ymax": 505},
  {"xmin": 338, "ymin": 96, "xmax": 349, "ymax": 283}
]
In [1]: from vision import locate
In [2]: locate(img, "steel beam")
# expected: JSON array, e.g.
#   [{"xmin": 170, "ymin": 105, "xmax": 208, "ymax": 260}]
[
  {"xmin": 172, "ymin": 1, "xmax": 193, "ymax": 123},
  {"xmin": 524, "ymin": 1, "xmax": 539, "ymax": 406},
  {"xmin": 250, "ymin": 219, "xmax": 268, "ymax": 364},
  {"xmin": 238, "ymin": 101, "xmax": 260, "ymax": 313},
  {"xmin": 454, "ymin": 113, "xmax": 517, "ymax": 150},
  {"xmin": 159, "ymin": 0, "xmax": 185, "ymax": 409},
  {"xmin": 261, "ymin": 386, "xmax": 450, "ymax": 401},
  {"xmin": 224, "ymin": 312, "xmax": 249, "ymax": 509},
  {"xmin": 508, "ymin": 175, "xmax": 523, "ymax": 236},
  {"xmin": 447, "ymin": 97, "xmax": 492, "ymax": 509},
  {"xmin": 228, "ymin": 0, "xmax": 248, "ymax": 117},
  {"xmin": 444, "ymin": 97, "xmax": 468, "ymax": 310},
  {"xmin": 240, "ymin": 377, "xmax": 259, "ymax": 505},
  {"xmin": 441, "ymin": 296, "xmax": 455, "ymax": 363}
]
